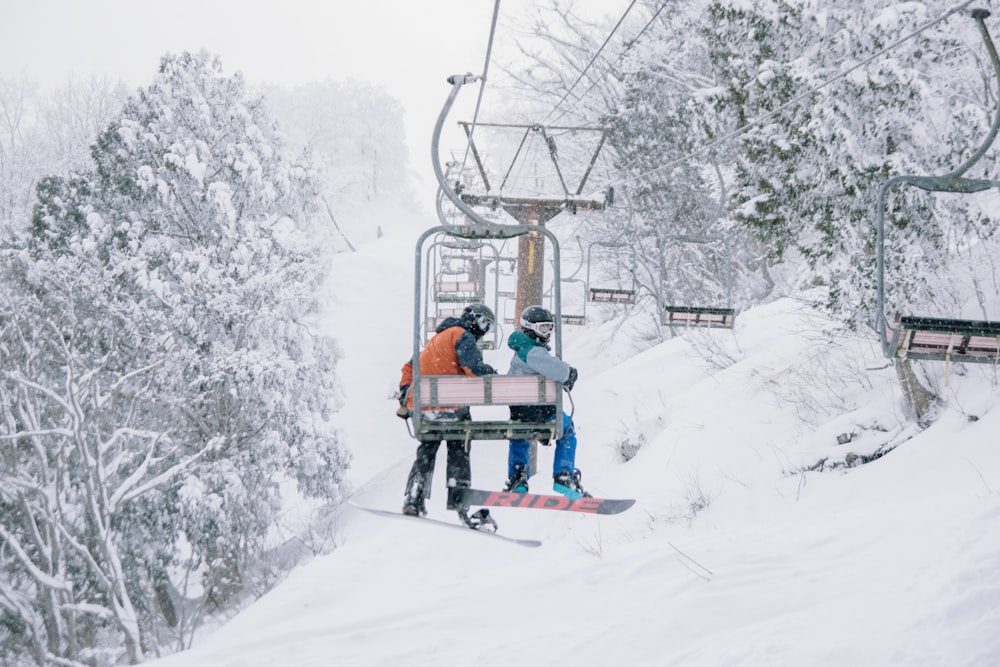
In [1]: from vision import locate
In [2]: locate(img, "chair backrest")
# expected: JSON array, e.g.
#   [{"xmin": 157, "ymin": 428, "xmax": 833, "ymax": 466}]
[
  {"xmin": 416, "ymin": 375, "xmax": 557, "ymax": 408},
  {"xmin": 411, "ymin": 375, "xmax": 563, "ymax": 441}
]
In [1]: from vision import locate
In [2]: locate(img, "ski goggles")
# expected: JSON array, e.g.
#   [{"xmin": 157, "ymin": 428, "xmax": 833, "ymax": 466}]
[
  {"xmin": 473, "ymin": 312, "xmax": 493, "ymax": 333},
  {"xmin": 525, "ymin": 320, "xmax": 555, "ymax": 336}
]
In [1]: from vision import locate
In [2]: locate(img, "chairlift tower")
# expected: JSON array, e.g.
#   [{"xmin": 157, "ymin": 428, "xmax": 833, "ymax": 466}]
[{"xmin": 455, "ymin": 120, "xmax": 610, "ymax": 320}]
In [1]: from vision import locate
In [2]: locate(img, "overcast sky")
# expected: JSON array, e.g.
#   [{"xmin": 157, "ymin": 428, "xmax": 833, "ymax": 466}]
[
  {"xmin": 1, "ymin": 0, "xmax": 630, "ymax": 207},
  {"xmin": 1, "ymin": 1, "xmax": 498, "ymax": 90},
  {"xmin": 1, "ymin": 1, "xmax": 516, "ymax": 202}
]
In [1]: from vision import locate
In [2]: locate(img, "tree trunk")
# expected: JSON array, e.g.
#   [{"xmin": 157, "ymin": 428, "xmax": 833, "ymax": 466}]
[{"xmin": 894, "ymin": 358, "xmax": 941, "ymax": 429}]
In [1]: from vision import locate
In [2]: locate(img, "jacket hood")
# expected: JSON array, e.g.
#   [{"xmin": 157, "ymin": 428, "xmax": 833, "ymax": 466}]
[
  {"xmin": 435, "ymin": 316, "xmax": 472, "ymax": 335},
  {"xmin": 508, "ymin": 329, "xmax": 550, "ymax": 351}
]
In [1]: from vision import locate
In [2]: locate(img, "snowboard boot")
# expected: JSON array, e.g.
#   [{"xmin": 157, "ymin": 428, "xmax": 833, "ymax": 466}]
[
  {"xmin": 446, "ymin": 479, "xmax": 470, "ymax": 512},
  {"xmin": 402, "ymin": 495, "xmax": 426, "ymax": 517},
  {"xmin": 553, "ymin": 468, "xmax": 593, "ymax": 501},
  {"xmin": 504, "ymin": 462, "xmax": 529, "ymax": 493},
  {"xmin": 402, "ymin": 473, "xmax": 428, "ymax": 517}
]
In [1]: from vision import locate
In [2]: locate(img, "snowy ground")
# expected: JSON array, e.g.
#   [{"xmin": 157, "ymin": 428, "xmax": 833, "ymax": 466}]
[{"xmin": 148, "ymin": 207, "xmax": 1000, "ymax": 667}]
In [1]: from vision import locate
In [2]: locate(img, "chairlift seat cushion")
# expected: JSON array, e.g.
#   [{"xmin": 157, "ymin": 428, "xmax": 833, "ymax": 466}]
[
  {"xmin": 413, "ymin": 375, "xmax": 561, "ymax": 441},
  {"xmin": 416, "ymin": 375, "xmax": 557, "ymax": 407}
]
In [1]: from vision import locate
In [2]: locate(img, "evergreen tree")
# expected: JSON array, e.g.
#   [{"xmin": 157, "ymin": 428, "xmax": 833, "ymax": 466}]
[
  {"xmin": 701, "ymin": 1, "xmax": 997, "ymax": 325},
  {"xmin": 600, "ymin": 1, "xmax": 763, "ymax": 315},
  {"xmin": 601, "ymin": 0, "xmax": 999, "ymax": 326}
]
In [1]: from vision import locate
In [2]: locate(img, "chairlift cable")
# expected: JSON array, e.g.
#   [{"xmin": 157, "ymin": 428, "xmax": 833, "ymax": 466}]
[
  {"xmin": 602, "ymin": 0, "xmax": 979, "ymax": 191},
  {"xmin": 459, "ymin": 0, "xmax": 502, "ymax": 187},
  {"xmin": 507, "ymin": 131, "xmax": 539, "ymax": 195},
  {"xmin": 541, "ymin": 0, "xmax": 640, "ymax": 126},
  {"xmin": 550, "ymin": 0, "xmax": 670, "ymax": 125}
]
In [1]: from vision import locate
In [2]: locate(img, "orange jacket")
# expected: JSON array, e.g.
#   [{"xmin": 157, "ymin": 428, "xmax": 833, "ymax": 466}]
[{"xmin": 399, "ymin": 318, "xmax": 495, "ymax": 408}]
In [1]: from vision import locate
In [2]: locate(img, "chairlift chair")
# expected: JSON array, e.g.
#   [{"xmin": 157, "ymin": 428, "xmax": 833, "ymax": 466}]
[
  {"xmin": 874, "ymin": 8, "xmax": 1000, "ymax": 368},
  {"xmin": 412, "ymin": 222, "xmax": 568, "ymax": 442},
  {"xmin": 586, "ymin": 241, "xmax": 638, "ymax": 304},
  {"xmin": 558, "ymin": 277, "xmax": 587, "ymax": 326},
  {"xmin": 422, "ymin": 234, "xmax": 502, "ymax": 351},
  {"xmin": 407, "ymin": 71, "xmax": 574, "ymax": 443},
  {"xmin": 659, "ymin": 234, "xmax": 736, "ymax": 329}
]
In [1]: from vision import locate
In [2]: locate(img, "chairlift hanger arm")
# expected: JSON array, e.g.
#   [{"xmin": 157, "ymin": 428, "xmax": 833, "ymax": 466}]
[
  {"xmin": 458, "ymin": 124, "xmax": 492, "ymax": 193},
  {"xmin": 948, "ymin": 9, "xmax": 1000, "ymax": 179},
  {"xmin": 874, "ymin": 9, "xmax": 1000, "ymax": 356}
]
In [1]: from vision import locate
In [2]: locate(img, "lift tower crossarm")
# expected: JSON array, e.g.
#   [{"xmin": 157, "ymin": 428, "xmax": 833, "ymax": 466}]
[{"xmin": 456, "ymin": 121, "xmax": 609, "ymax": 201}]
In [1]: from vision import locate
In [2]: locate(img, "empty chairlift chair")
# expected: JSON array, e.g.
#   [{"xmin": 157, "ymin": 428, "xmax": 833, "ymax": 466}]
[
  {"xmin": 586, "ymin": 241, "xmax": 637, "ymax": 304},
  {"xmin": 873, "ymin": 9, "xmax": 1000, "ymax": 370},
  {"xmin": 659, "ymin": 234, "xmax": 736, "ymax": 329}
]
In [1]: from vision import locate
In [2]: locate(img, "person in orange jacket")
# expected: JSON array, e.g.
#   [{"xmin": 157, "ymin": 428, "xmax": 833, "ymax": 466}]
[{"xmin": 397, "ymin": 303, "xmax": 496, "ymax": 516}]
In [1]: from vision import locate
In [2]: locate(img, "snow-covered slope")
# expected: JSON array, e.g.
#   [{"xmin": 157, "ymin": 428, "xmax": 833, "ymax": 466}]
[{"xmin": 149, "ymin": 208, "xmax": 1000, "ymax": 667}]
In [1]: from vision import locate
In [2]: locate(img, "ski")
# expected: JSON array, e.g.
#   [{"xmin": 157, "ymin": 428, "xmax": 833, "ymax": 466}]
[
  {"xmin": 350, "ymin": 503, "xmax": 542, "ymax": 548},
  {"xmin": 452, "ymin": 487, "xmax": 635, "ymax": 515}
]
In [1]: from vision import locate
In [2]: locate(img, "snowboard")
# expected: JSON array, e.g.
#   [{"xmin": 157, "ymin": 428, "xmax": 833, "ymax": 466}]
[
  {"xmin": 452, "ymin": 487, "xmax": 635, "ymax": 515},
  {"xmin": 350, "ymin": 502, "xmax": 542, "ymax": 548}
]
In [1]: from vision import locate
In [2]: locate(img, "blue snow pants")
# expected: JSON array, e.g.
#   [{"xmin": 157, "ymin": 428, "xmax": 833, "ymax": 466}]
[{"xmin": 507, "ymin": 413, "xmax": 576, "ymax": 478}]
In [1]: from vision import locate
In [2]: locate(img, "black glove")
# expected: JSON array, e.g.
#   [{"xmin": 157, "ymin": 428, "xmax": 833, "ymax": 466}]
[
  {"xmin": 396, "ymin": 385, "xmax": 410, "ymax": 419},
  {"xmin": 563, "ymin": 367, "xmax": 578, "ymax": 391}
]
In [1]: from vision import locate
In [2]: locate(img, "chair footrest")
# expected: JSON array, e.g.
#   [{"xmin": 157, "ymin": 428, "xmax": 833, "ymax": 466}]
[{"xmin": 418, "ymin": 421, "xmax": 558, "ymax": 441}]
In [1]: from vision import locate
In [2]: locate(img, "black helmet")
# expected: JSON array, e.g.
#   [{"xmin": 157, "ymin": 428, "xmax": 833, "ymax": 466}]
[
  {"xmin": 462, "ymin": 303, "xmax": 496, "ymax": 338},
  {"xmin": 520, "ymin": 305, "xmax": 555, "ymax": 343}
]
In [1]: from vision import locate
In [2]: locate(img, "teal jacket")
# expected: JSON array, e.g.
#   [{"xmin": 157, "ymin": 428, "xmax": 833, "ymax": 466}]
[{"xmin": 506, "ymin": 331, "xmax": 572, "ymax": 384}]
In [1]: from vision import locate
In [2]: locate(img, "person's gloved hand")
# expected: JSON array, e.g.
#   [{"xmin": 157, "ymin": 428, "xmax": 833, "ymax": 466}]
[
  {"xmin": 396, "ymin": 385, "xmax": 410, "ymax": 419},
  {"xmin": 564, "ymin": 367, "xmax": 578, "ymax": 391}
]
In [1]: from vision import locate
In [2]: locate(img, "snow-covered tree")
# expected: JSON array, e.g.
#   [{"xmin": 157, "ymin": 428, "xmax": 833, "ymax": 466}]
[
  {"xmin": 589, "ymin": 1, "xmax": 1000, "ymax": 328},
  {"xmin": 0, "ymin": 75, "xmax": 125, "ymax": 237},
  {"xmin": 700, "ymin": 1, "xmax": 999, "ymax": 326},
  {"xmin": 1, "ymin": 50, "xmax": 348, "ymax": 664}
]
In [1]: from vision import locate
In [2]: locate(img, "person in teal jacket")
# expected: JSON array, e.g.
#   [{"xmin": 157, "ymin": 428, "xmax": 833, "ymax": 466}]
[{"xmin": 505, "ymin": 305, "xmax": 591, "ymax": 500}]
